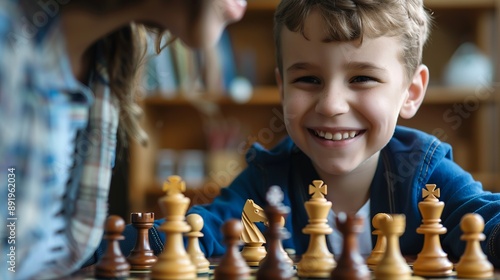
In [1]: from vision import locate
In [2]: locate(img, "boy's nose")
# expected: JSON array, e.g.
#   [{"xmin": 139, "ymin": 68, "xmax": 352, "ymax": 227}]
[{"xmin": 314, "ymin": 87, "xmax": 349, "ymax": 117}]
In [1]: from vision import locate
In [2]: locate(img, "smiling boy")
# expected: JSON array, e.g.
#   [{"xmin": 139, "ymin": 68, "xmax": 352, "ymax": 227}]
[
  {"xmin": 183, "ymin": 0, "xmax": 500, "ymax": 266},
  {"xmin": 193, "ymin": 0, "xmax": 500, "ymax": 262},
  {"xmin": 104, "ymin": 0, "xmax": 500, "ymax": 267}
]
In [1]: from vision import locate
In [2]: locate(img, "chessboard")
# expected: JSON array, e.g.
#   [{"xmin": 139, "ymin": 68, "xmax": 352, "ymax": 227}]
[
  {"xmin": 73, "ymin": 177, "xmax": 500, "ymax": 280},
  {"xmin": 73, "ymin": 262, "xmax": 500, "ymax": 280}
]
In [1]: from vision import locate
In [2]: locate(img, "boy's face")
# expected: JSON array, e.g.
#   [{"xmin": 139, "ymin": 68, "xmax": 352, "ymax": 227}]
[{"xmin": 276, "ymin": 10, "xmax": 423, "ymax": 177}]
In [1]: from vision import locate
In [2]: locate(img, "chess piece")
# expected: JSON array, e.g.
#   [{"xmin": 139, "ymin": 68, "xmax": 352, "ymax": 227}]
[
  {"xmin": 455, "ymin": 213, "xmax": 494, "ymax": 279},
  {"xmin": 95, "ymin": 215, "xmax": 130, "ymax": 278},
  {"xmin": 366, "ymin": 213, "xmax": 389, "ymax": 269},
  {"xmin": 330, "ymin": 212, "xmax": 370, "ymax": 280},
  {"xmin": 256, "ymin": 186, "xmax": 295, "ymax": 280},
  {"xmin": 412, "ymin": 184, "xmax": 453, "ymax": 277},
  {"xmin": 151, "ymin": 176, "xmax": 196, "ymax": 280},
  {"xmin": 297, "ymin": 180, "xmax": 336, "ymax": 278},
  {"xmin": 127, "ymin": 212, "xmax": 157, "ymax": 270},
  {"xmin": 276, "ymin": 216, "xmax": 294, "ymax": 267},
  {"xmin": 213, "ymin": 219, "xmax": 251, "ymax": 280},
  {"xmin": 241, "ymin": 199, "xmax": 267, "ymax": 266},
  {"xmin": 186, "ymin": 213, "xmax": 210, "ymax": 274},
  {"xmin": 373, "ymin": 214, "xmax": 412, "ymax": 280}
]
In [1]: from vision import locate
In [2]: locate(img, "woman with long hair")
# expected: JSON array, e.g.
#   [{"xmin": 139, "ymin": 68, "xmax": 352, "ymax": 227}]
[{"xmin": 0, "ymin": 1, "xmax": 246, "ymax": 279}]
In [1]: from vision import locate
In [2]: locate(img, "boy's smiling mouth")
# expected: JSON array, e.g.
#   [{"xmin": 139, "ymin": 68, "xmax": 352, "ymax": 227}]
[{"xmin": 311, "ymin": 129, "xmax": 364, "ymax": 141}]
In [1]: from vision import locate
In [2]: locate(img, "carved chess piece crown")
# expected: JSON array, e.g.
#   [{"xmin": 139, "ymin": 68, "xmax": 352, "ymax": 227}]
[
  {"xmin": 151, "ymin": 176, "xmax": 196, "ymax": 280},
  {"xmin": 297, "ymin": 180, "xmax": 336, "ymax": 278},
  {"xmin": 412, "ymin": 184, "xmax": 453, "ymax": 277}
]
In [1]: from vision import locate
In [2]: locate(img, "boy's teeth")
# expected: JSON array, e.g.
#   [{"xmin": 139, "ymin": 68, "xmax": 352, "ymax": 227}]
[{"xmin": 315, "ymin": 130, "xmax": 358, "ymax": 141}]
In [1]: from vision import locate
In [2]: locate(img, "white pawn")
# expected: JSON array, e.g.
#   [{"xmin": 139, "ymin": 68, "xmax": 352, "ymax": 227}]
[
  {"xmin": 366, "ymin": 213, "xmax": 389, "ymax": 269},
  {"xmin": 455, "ymin": 213, "xmax": 494, "ymax": 279},
  {"xmin": 373, "ymin": 214, "xmax": 412, "ymax": 280},
  {"xmin": 186, "ymin": 213, "xmax": 210, "ymax": 275}
]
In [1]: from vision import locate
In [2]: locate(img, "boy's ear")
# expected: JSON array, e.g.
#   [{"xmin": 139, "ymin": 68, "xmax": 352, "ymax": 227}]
[
  {"xmin": 400, "ymin": 64, "xmax": 429, "ymax": 119},
  {"xmin": 275, "ymin": 67, "xmax": 284, "ymax": 102}
]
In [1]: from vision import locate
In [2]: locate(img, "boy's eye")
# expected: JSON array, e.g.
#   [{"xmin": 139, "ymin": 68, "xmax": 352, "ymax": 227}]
[
  {"xmin": 350, "ymin": 76, "xmax": 376, "ymax": 83},
  {"xmin": 293, "ymin": 76, "xmax": 321, "ymax": 85}
]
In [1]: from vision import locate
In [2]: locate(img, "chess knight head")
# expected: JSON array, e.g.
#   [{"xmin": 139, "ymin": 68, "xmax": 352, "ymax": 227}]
[{"xmin": 243, "ymin": 199, "xmax": 268, "ymax": 224}]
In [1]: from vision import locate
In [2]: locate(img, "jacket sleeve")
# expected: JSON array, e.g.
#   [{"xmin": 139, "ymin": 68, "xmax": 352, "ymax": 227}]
[
  {"xmin": 429, "ymin": 157, "xmax": 500, "ymax": 267},
  {"xmin": 185, "ymin": 162, "xmax": 270, "ymax": 257},
  {"xmin": 81, "ymin": 140, "xmax": 294, "ymax": 265}
]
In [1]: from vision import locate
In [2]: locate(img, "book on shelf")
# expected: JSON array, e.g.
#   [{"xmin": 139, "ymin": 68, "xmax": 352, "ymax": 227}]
[
  {"xmin": 142, "ymin": 33, "xmax": 178, "ymax": 97},
  {"xmin": 155, "ymin": 43, "xmax": 178, "ymax": 97},
  {"xmin": 217, "ymin": 30, "xmax": 237, "ymax": 92},
  {"xmin": 142, "ymin": 30, "xmax": 238, "ymax": 99}
]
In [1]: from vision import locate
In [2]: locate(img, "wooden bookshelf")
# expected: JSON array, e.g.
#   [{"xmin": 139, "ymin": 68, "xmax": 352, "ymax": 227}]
[
  {"xmin": 425, "ymin": 0, "xmax": 496, "ymax": 9},
  {"xmin": 128, "ymin": 0, "xmax": 500, "ymax": 214},
  {"xmin": 144, "ymin": 86, "xmax": 497, "ymax": 106}
]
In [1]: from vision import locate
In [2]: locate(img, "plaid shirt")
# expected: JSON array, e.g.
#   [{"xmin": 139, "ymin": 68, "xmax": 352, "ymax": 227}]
[{"xmin": 0, "ymin": 2, "xmax": 118, "ymax": 279}]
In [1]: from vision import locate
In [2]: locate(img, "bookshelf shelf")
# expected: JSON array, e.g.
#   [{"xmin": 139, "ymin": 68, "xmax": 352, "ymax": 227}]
[
  {"xmin": 144, "ymin": 86, "xmax": 280, "ymax": 106},
  {"xmin": 424, "ymin": 0, "xmax": 496, "ymax": 9},
  {"xmin": 247, "ymin": 0, "xmax": 279, "ymax": 11},
  {"xmin": 424, "ymin": 86, "xmax": 498, "ymax": 104},
  {"xmin": 144, "ymin": 86, "xmax": 497, "ymax": 107}
]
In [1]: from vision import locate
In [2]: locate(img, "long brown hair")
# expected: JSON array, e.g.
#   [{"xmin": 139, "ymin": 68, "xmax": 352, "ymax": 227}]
[
  {"xmin": 64, "ymin": 0, "xmax": 204, "ymax": 146},
  {"xmin": 98, "ymin": 23, "xmax": 149, "ymax": 146},
  {"xmin": 19, "ymin": 0, "xmax": 153, "ymax": 146}
]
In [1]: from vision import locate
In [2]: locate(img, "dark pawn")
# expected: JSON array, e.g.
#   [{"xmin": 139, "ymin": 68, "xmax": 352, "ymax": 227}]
[
  {"xmin": 95, "ymin": 215, "xmax": 130, "ymax": 278},
  {"xmin": 126, "ymin": 212, "xmax": 157, "ymax": 270},
  {"xmin": 256, "ymin": 185, "xmax": 295, "ymax": 280},
  {"xmin": 213, "ymin": 219, "xmax": 251, "ymax": 280},
  {"xmin": 330, "ymin": 213, "xmax": 370, "ymax": 280}
]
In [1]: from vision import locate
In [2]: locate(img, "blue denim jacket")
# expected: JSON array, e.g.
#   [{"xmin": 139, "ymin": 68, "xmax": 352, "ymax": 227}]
[{"xmin": 86, "ymin": 125, "xmax": 500, "ymax": 267}]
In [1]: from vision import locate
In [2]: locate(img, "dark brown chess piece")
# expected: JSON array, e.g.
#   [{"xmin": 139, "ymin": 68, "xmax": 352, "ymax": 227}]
[
  {"xmin": 126, "ymin": 212, "xmax": 157, "ymax": 270},
  {"xmin": 256, "ymin": 186, "xmax": 295, "ymax": 280},
  {"xmin": 213, "ymin": 219, "xmax": 251, "ymax": 280},
  {"xmin": 330, "ymin": 213, "xmax": 370, "ymax": 280},
  {"xmin": 95, "ymin": 215, "xmax": 130, "ymax": 278}
]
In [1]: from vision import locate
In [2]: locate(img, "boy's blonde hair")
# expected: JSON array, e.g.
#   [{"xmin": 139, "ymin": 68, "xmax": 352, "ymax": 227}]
[{"xmin": 274, "ymin": 0, "xmax": 432, "ymax": 81}]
